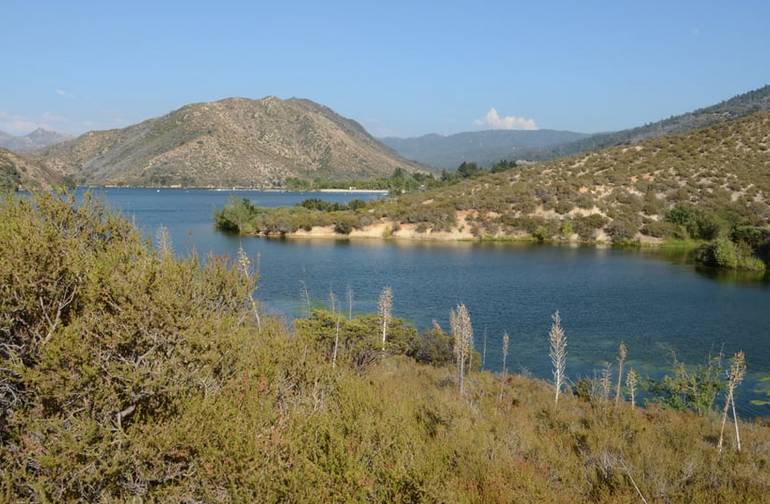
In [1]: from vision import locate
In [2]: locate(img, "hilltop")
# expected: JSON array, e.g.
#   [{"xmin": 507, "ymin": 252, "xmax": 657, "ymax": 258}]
[
  {"xmin": 0, "ymin": 147, "xmax": 61, "ymax": 191},
  {"xmin": 0, "ymin": 128, "xmax": 71, "ymax": 153},
  {"xmin": 34, "ymin": 97, "xmax": 425, "ymax": 187},
  {"xmin": 380, "ymin": 129, "xmax": 589, "ymax": 170},
  {"xmin": 216, "ymin": 111, "xmax": 770, "ymax": 268}
]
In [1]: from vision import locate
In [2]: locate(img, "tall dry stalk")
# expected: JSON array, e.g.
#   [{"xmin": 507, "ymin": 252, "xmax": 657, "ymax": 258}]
[
  {"xmin": 548, "ymin": 311, "xmax": 567, "ymax": 406},
  {"xmin": 329, "ymin": 290, "xmax": 341, "ymax": 368},
  {"xmin": 299, "ymin": 280, "xmax": 311, "ymax": 317},
  {"xmin": 626, "ymin": 368, "xmax": 639, "ymax": 408},
  {"xmin": 600, "ymin": 363, "xmax": 612, "ymax": 402},
  {"xmin": 346, "ymin": 285, "xmax": 353, "ymax": 320},
  {"xmin": 378, "ymin": 287, "xmax": 393, "ymax": 351},
  {"xmin": 615, "ymin": 342, "xmax": 627, "ymax": 406},
  {"xmin": 482, "ymin": 326, "xmax": 488, "ymax": 369},
  {"xmin": 718, "ymin": 351, "xmax": 746, "ymax": 454},
  {"xmin": 451, "ymin": 304, "xmax": 473, "ymax": 395},
  {"xmin": 498, "ymin": 332, "xmax": 510, "ymax": 402},
  {"xmin": 155, "ymin": 225, "xmax": 173, "ymax": 257},
  {"xmin": 237, "ymin": 247, "xmax": 261, "ymax": 331},
  {"xmin": 502, "ymin": 332, "xmax": 510, "ymax": 376}
]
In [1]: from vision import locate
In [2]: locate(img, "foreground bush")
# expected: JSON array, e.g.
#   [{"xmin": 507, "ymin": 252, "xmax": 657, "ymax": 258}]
[{"xmin": 2, "ymin": 193, "xmax": 770, "ymax": 502}]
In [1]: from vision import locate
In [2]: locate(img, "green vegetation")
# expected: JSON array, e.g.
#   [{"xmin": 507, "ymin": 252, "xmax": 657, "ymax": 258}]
[
  {"xmin": 216, "ymin": 112, "xmax": 770, "ymax": 272},
  {"xmin": 644, "ymin": 354, "xmax": 725, "ymax": 415},
  {"xmin": 4, "ymin": 193, "xmax": 770, "ymax": 501},
  {"xmin": 0, "ymin": 165, "xmax": 20, "ymax": 193},
  {"xmin": 284, "ymin": 161, "xmax": 519, "ymax": 193}
]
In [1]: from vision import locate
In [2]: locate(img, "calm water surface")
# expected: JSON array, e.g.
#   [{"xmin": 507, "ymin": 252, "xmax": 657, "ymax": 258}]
[{"xmin": 79, "ymin": 188, "xmax": 770, "ymax": 416}]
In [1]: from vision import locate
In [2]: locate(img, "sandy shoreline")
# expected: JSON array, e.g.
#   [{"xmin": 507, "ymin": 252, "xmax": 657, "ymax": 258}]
[{"xmin": 245, "ymin": 217, "xmax": 670, "ymax": 246}]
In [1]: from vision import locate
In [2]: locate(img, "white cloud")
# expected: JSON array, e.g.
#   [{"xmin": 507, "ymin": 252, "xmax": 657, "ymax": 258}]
[
  {"xmin": 56, "ymin": 89, "xmax": 67, "ymax": 96},
  {"xmin": 473, "ymin": 108, "xmax": 537, "ymax": 130}
]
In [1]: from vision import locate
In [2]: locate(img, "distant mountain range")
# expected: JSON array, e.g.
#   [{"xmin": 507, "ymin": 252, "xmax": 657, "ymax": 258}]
[
  {"xmin": 0, "ymin": 128, "xmax": 71, "ymax": 152},
  {"xmin": 379, "ymin": 129, "xmax": 590, "ymax": 170},
  {"xmin": 382, "ymin": 84, "xmax": 770, "ymax": 169},
  {"xmin": 13, "ymin": 84, "xmax": 770, "ymax": 188},
  {"xmin": 35, "ymin": 97, "xmax": 424, "ymax": 187}
]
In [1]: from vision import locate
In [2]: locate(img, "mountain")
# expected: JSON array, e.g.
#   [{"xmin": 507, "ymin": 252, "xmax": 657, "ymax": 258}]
[
  {"xmin": 537, "ymin": 84, "xmax": 770, "ymax": 159},
  {"xmin": 36, "ymin": 97, "xmax": 425, "ymax": 187},
  {"xmin": 0, "ymin": 128, "xmax": 71, "ymax": 152},
  {"xmin": 0, "ymin": 147, "xmax": 61, "ymax": 191},
  {"xmin": 380, "ymin": 129, "xmax": 590, "ymax": 170}
]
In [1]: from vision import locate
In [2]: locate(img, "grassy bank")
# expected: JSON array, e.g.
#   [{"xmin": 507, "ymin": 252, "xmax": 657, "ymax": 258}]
[{"xmin": 3, "ymin": 193, "xmax": 770, "ymax": 502}]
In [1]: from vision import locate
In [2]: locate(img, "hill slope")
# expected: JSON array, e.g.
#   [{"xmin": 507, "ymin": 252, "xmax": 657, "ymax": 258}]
[
  {"xmin": 36, "ymin": 97, "xmax": 425, "ymax": 187},
  {"xmin": 0, "ymin": 147, "xmax": 61, "ymax": 191},
  {"xmin": 0, "ymin": 128, "xmax": 71, "ymax": 152},
  {"xmin": 540, "ymin": 84, "xmax": 770, "ymax": 159},
  {"xmin": 220, "ymin": 111, "xmax": 770, "ymax": 258},
  {"xmin": 380, "ymin": 129, "xmax": 590, "ymax": 170}
]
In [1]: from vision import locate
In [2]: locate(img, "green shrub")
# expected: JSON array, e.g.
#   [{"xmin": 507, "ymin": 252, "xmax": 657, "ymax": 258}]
[
  {"xmin": 697, "ymin": 238, "xmax": 739, "ymax": 268},
  {"xmin": 573, "ymin": 214, "xmax": 608, "ymax": 241},
  {"xmin": 645, "ymin": 354, "xmax": 724, "ymax": 415},
  {"xmin": 334, "ymin": 219, "xmax": 353, "ymax": 234}
]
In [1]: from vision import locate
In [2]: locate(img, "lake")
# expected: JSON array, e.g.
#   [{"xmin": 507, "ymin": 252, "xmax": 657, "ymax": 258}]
[{"xmin": 79, "ymin": 187, "xmax": 770, "ymax": 416}]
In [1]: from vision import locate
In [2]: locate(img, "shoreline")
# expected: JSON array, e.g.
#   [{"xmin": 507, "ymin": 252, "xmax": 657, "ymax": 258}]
[
  {"xmin": 237, "ymin": 219, "xmax": 692, "ymax": 249},
  {"xmin": 82, "ymin": 185, "xmax": 389, "ymax": 194}
]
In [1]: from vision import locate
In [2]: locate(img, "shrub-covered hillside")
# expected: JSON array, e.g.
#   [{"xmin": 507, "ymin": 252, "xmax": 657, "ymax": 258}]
[
  {"xmin": 3, "ymin": 194, "xmax": 770, "ymax": 502},
  {"xmin": 217, "ymin": 111, "xmax": 770, "ymax": 270}
]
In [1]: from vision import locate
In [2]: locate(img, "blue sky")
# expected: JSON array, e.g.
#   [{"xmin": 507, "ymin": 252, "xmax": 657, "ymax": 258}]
[{"xmin": 2, "ymin": 1, "xmax": 769, "ymax": 137}]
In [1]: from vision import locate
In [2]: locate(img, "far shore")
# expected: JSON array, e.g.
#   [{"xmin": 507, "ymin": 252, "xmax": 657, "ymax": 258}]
[{"xmin": 82, "ymin": 185, "xmax": 390, "ymax": 194}]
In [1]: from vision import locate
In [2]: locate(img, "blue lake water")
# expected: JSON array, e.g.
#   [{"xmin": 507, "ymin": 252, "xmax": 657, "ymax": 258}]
[{"xmin": 79, "ymin": 188, "xmax": 770, "ymax": 416}]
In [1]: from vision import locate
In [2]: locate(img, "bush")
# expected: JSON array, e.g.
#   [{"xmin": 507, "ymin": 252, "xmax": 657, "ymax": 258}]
[
  {"xmin": 640, "ymin": 220, "xmax": 676, "ymax": 238},
  {"xmin": 573, "ymin": 214, "xmax": 608, "ymax": 241},
  {"xmin": 1, "ymin": 193, "xmax": 256, "ymax": 499},
  {"xmin": 697, "ymin": 237, "xmax": 739, "ymax": 268},
  {"xmin": 606, "ymin": 217, "xmax": 640, "ymax": 244},
  {"xmin": 645, "ymin": 354, "xmax": 724, "ymax": 415},
  {"xmin": 334, "ymin": 220, "xmax": 353, "ymax": 234}
]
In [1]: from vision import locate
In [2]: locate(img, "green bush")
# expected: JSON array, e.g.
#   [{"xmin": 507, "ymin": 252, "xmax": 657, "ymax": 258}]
[
  {"xmin": 697, "ymin": 238, "xmax": 739, "ymax": 268},
  {"xmin": 334, "ymin": 219, "xmax": 353, "ymax": 234},
  {"xmin": 1, "ymin": 192, "xmax": 256, "ymax": 499},
  {"xmin": 645, "ymin": 354, "xmax": 724, "ymax": 415}
]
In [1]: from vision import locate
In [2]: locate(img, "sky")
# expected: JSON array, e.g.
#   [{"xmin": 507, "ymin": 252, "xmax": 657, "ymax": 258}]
[{"xmin": 2, "ymin": 1, "xmax": 770, "ymax": 138}]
